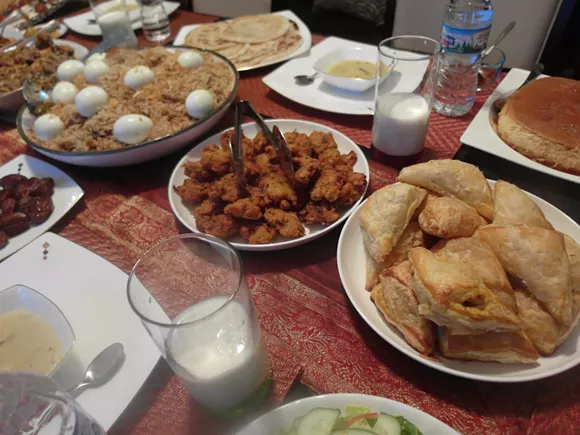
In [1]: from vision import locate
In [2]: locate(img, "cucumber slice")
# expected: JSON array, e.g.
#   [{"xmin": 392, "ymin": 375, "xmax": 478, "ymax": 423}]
[
  {"xmin": 332, "ymin": 430, "xmax": 376, "ymax": 435},
  {"xmin": 297, "ymin": 408, "xmax": 341, "ymax": 435},
  {"xmin": 373, "ymin": 413, "xmax": 401, "ymax": 435}
]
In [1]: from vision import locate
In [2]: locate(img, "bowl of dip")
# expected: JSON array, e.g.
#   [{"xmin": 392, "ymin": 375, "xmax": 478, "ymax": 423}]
[
  {"xmin": 0, "ymin": 284, "xmax": 75, "ymax": 376},
  {"xmin": 313, "ymin": 46, "xmax": 388, "ymax": 92}
]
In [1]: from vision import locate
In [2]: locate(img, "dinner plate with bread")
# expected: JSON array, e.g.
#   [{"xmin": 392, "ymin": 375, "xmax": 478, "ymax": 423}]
[
  {"xmin": 338, "ymin": 159, "xmax": 580, "ymax": 382},
  {"xmin": 461, "ymin": 69, "xmax": 580, "ymax": 185}
]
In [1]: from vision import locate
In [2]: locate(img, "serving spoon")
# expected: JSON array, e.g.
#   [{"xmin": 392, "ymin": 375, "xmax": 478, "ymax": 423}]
[
  {"xmin": 488, "ymin": 63, "xmax": 544, "ymax": 131},
  {"xmin": 67, "ymin": 342, "xmax": 125, "ymax": 396},
  {"xmin": 294, "ymin": 72, "xmax": 318, "ymax": 86}
]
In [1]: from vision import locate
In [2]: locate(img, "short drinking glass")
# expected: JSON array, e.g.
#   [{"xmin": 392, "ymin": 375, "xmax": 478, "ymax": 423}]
[
  {"xmin": 89, "ymin": 0, "xmax": 138, "ymax": 49},
  {"xmin": 127, "ymin": 234, "xmax": 271, "ymax": 416},
  {"xmin": 477, "ymin": 47, "xmax": 505, "ymax": 91},
  {"xmin": 372, "ymin": 36, "xmax": 442, "ymax": 166}
]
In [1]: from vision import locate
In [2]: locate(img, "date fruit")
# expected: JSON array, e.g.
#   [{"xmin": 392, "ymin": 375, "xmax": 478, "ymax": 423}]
[{"xmin": 0, "ymin": 212, "xmax": 31, "ymax": 236}]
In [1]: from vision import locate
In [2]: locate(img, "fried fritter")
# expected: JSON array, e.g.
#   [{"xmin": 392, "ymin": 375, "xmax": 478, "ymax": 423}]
[
  {"xmin": 173, "ymin": 179, "xmax": 208, "ymax": 203},
  {"xmin": 339, "ymin": 172, "xmax": 367, "ymax": 205},
  {"xmin": 239, "ymin": 222, "xmax": 276, "ymax": 244},
  {"xmin": 321, "ymin": 150, "xmax": 357, "ymax": 172},
  {"xmin": 259, "ymin": 173, "xmax": 298, "ymax": 209},
  {"xmin": 183, "ymin": 161, "xmax": 212, "ymax": 181},
  {"xmin": 196, "ymin": 214, "xmax": 238, "ymax": 239},
  {"xmin": 310, "ymin": 168, "xmax": 347, "ymax": 203},
  {"xmin": 224, "ymin": 198, "xmax": 262, "ymax": 220},
  {"xmin": 293, "ymin": 156, "xmax": 320, "ymax": 188},
  {"xmin": 200, "ymin": 144, "xmax": 231, "ymax": 175},
  {"xmin": 285, "ymin": 132, "xmax": 312, "ymax": 157},
  {"xmin": 309, "ymin": 131, "xmax": 338, "ymax": 157},
  {"xmin": 252, "ymin": 131, "xmax": 269, "ymax": 153},
  {"xmin": 193, "ymin": 199, "xmax": 223, "ymax": 219},
  {"xmin": 299, "ymin": 201, "xmax": 340, "ymax": 225},
  {"xmin": 264, "ymin": 208, "xmax": 305, "ymax": 238},
  {"xmin": 208, "ymin": 173, "xmax": 245, "ymax": 203}
]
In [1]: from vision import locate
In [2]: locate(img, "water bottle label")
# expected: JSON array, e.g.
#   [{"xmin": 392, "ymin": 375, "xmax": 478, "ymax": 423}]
[{"xmin": 441, "ymin": 24, "xmax": 491, "ymax": 53}]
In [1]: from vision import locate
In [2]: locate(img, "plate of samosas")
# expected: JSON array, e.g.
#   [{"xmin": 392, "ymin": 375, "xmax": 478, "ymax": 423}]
[
  {"xmin": 338, "ymin": 159, "xmax": 580, "ymax": 382},
  {"xmin": 169, "ymin": 119, "xmax": 369, "ymax": 251}
]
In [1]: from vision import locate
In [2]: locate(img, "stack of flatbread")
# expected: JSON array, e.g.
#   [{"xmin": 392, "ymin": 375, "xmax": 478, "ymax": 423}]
[
  {"xmin": 184, "ymin": 14, "xmax": 303, "ymax": 69},
  {"xmin": 360, "ymin": 159, "xmax": 580, "ymax": 364}
]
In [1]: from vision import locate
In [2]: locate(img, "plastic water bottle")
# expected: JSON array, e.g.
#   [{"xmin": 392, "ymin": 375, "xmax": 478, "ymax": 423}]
[{"xmin": 433, "ymin": 0, "xmax": 494, "ymax": 117}]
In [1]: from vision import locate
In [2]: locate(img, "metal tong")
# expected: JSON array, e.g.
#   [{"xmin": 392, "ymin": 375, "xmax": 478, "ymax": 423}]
[
  {"xmin": 0, "ymin": 19, "xmax": 59, "ymax": 53},
  {"xmin": 229, "ymin": 100, "xmax": 295, "ymax": 190}
]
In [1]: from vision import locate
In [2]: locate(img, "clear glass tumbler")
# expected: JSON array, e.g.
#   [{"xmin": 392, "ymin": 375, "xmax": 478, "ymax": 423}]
[
  {"xmin": 477, "ymin": 47, "xmax": 505, "ymax": 91},
  {"xmin": 371, "ymin": 36, "xmax": 442, "ymax": 167},
  {"xmin": 140, "ymin": 0, "xmax": 171, "ymax": 43},
  {"xmin": 0, "ymin": 372, "xmax": 105, "ymax": 435},
  {"xmin": 127, "ymin": 234, "xmax": 271, "ymax": 417},
  {"xmin": 89, "ymin": 0, "xmax": 138, "ymax": 49}
]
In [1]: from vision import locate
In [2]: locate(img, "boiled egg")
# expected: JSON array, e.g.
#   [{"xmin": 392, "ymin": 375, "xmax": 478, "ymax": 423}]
[
  {"xmin": 52, "ymin": 81, "xmax": 78, "ymax": 105},
  {"xmin": 86, "ymin": 52, "xmax": 107, "ymax": 64},
  {"xmin": 75, "ymin": 86, "xmax": 108, "ymax": 118},
  {"xmin": 113, "ymin": 114, "xmax": 153, "ymax": 145},
  {"xmin": 56, "ymin": 60, "xmax": 85, "ymax": 82},
  {"xmin": 84, "ymin": 60, "xmax": 110, "ymax": 83},
  {"xmin": 33, "ymin": 114, "xmax": 64, "ymax": 141},
  {"xmin": 124, "ymin": 66, "xmax": 155, "ymax": 90},
  {"xmin": 179, "ymin": 51, "xmax": 204, "ymax": 69},
  {"xmin": 185, "ymin": 90, "xmax": 214, "ymax": 119}
]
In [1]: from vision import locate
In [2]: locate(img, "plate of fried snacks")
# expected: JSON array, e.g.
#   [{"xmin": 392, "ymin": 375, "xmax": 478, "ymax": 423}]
[
  {"xmin": 173, "ymin": 10, "xmax": 311, "ymax": 71},
  {"xmin": 169, "ymin": 119, "xmax": 369, "ymax": 251},
  {"xmin": 338, "ymin": 159, "xmax": 580, "ymax": 382},
  {"xmin": 17, "ymin": 46, "xmax": 238, "ymax": 167}
]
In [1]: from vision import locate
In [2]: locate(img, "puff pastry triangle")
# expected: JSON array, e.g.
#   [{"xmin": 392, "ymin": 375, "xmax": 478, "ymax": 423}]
[
  {"xmin": 492, "ymin": 180, "xmax": 553, "ymax": 229},
  {"xmin": 418, "ymin": 196, "xmax": 487, "ymax": 239}
]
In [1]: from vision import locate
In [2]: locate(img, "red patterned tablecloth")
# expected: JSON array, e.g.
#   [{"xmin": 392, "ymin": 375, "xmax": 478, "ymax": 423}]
[{"xmin": 1, "ymin": 11, "xmax": 579, "ymax": 435}]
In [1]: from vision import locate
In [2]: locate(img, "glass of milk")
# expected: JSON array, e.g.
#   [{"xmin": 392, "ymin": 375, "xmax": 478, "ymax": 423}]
[
  {"xmin": 127, "ymin": 234, "xmax": 271, "ymax": 415},
  {"xmin": 89, "ymin": 0, "xmax": 138, "ymax": 49},
  {"xmin": 372, "ymin": 36, "xmax": 442, "ymax": 166}
]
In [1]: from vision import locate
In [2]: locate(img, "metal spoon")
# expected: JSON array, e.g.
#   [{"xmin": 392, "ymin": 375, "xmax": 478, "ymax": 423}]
[
  {"xmin": 67, "ymin": 342, "xmax": 125, "ymax": 396},
  {"xmin": 482, "ymin": 21, "xmax": 515, "ymax": 58},
  {"xmin": 294, "ymin": 73, "xmax": 318, "ymax": 86},
  {"xmin": 489, "ymin": 63, "xmax": 544, "ymax": 131},
  {"xmin": 22, "ymin": 73, "xmax": 56, "ymax": 116}
]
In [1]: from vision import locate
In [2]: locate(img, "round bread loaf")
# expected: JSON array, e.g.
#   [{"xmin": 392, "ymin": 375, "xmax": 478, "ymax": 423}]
[{"xmin": 497, "ymin": 77, "xmax": 580, "ymax": 175}]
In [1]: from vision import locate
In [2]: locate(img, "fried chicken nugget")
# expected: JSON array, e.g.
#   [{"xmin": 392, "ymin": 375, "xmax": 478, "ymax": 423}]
[
  {"xmin": 183, "ymin": 161, "xmax": 212, "ymax": 181},
  {"xmin": 200, "ymin": 144, "xmax": 231, "ymax": 176},
  {"xmin": 339, "ymin": 172, "xmax": 367, "ymax": 205},
  {"xmin": 310, "ymin": 168, "xmax": 346, "ymax": 203},
  {"xmin": 239, "ymin": 222, "xmax": 276, "ymax": 244},
  {"xmin": 173, "ymin": 179, "xmax": 208, "ymax": 203},
  {"xmin": 285, "ymin": 132, "xmax": 312, "ymax": 157},
  {"xmin": 196, "ymin": 214, "xmax": 238, "ymax": 239},
  {"xmin": 264, "ymin": 208, "xmax": 305, "ymax": 238},
  {"xmin": 259, "ymin": 173, "xmax": 298, "ymax": 209},
  {"xmin": 293, "ymin": 156, "xmax": 320, "ymax": 188},
  {"xmin": 309, "ymin": 131, "xmax": 338, "ymax": 157},
  {"xmin": 299, "ymin": 201, "xmax": 340, "ymax": 225},
  {"xmin": 224, "ymin": 198, "xmax": 262, "ymax": 220}
]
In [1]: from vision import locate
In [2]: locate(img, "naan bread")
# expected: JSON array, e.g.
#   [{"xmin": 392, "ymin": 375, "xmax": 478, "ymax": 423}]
[
  {"xmin": 398, "ymin": 160, "xmax": 494, "ymax": 220},
  {"xmin": 371, "ymin": 261, "xmax": 435, "ymax": 354},
  {"xmin": 475, "ymin": 225, "xmax": 573, "ymax": 326},
  {"xmin": 365, "ymin": 221, "xmax": 428, "ymax": 290},
  {"xmin": 514, "ymin": 288, "xmax": 579, "ymax": 355},
  {"xmin": 409, "ymin": 247, "xmax": 520, "ymax": 334},
  {"xmin": 418, "ymin": 196, "xmax": 487, "ymax": 239},
  {"xmin": 492, "ymin": 180, "xmax": 553, "ymax": 229},
  {"xmin": 360, "ymin": 183, "xmax": 426, "ymax": 264},
  {"xmin": 432, "ymin": 237, "xmax": 517, "ymax": 313},
  {"xmin": 438, "ymin": 328, "xmax": 539, "ymax": 364},
  {"xmin": 184, "ymin": 22, "xmax": 238, "ymax": 50},
  {"xmin": 219, "ymin": 14, "xmax": 290, "ymax": 43}
]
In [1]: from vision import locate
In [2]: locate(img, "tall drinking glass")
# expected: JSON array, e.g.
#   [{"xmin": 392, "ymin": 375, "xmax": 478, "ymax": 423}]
[
  {"xmin": 89, "ymin": 0, "xmax": 138, "ymax": 49},
  {"xmin": 372, "ymin": 36, "xmax": 442, "ymax": 167},
  {"xmin": 127, "ymin": 234, "xmax": 271, "ymax": 416}
]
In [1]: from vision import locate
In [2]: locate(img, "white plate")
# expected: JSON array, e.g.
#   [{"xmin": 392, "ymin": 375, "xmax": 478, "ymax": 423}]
[
  {"xmin": 337, "ymin": 180, "xmax": 580, "ymax": 383},
  {"xmin": 1, "ymin": 21, "xmax": 68, "ymax": 41},
  {"xmin": 173, "ymin": 10, "xmax": 312, "ymax": 72},
  {"xmin": 0, "ymin": 232, "xmax": 168, "ymax": 430},
  {"xmin": 263, "ymin": 36, "xmax": 429, "ymax": 115},
  {"xmin": 0, "ymin": 155, "xmax": 84, "ymax": 261},
  {"xmin": 63, "ymin": 1, "xmax": 180, "ymax": 36},
  {"xmin": 461, "ymin": 69, "xmax": 580, "ymax": 185},
  {"xmin": 168, "ymin": 119, "xmax": 369, "ymax": 252},
  {"xmin": 236, "ymin": 393, "xmax": 459, "ymax": 435}
]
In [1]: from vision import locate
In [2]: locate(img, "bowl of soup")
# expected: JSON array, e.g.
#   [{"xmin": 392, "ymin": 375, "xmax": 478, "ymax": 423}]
[
  {"xmin": 0, "ymin": 285, "xmax": 75, "ymax": 376},
  {"xmin": 313, "ymin": 46, "xmax": 389, "ymax": 92}
]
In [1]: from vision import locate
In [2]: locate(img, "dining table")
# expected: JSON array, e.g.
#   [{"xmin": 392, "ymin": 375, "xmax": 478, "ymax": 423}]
[{"xmin": 1, "ymin": 7, "xmax": 580, "ymax": 435}]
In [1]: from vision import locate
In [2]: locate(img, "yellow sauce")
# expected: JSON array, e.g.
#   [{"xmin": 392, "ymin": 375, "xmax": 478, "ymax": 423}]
[
  {"xmin": 0, "ymin": 309, "xmax": 63, "ymax": 375},
  {"xmin": 107, "ymin": 3, "xmax": 139, "ymax": 12},
  {"xmin": 327, "ymin": 60, "xmax": 388, "ymax": 80}
]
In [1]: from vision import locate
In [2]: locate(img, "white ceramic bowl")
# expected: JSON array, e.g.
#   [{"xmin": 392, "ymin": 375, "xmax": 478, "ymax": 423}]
[
  {"xmin": 0, "ymin": 40, "xmax": 88, "ymax": 112},
  {"xmin": 313, "ymin": 46, "xmax": 377, "ymax": 93},
  {"xmin": 0, "ymin": 284, "xmax": 75, "ymax": 375},
  {"xmin": 16, "ymin": 46, "xmax": 238, "ymax": 167}
]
